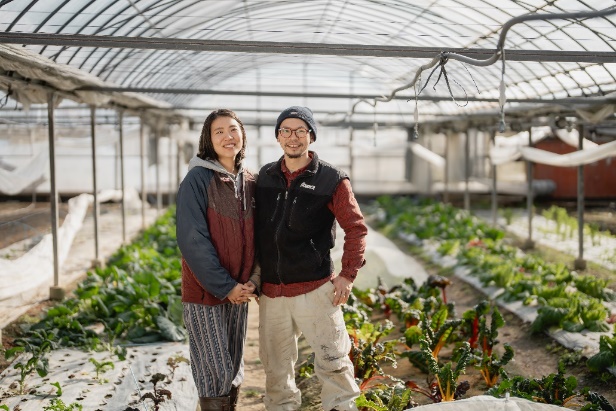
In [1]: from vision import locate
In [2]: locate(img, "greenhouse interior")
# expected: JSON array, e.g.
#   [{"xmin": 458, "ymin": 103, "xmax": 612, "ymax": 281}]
[{"xmin": 1, "ymin": 0, "xmax": 616, "ymax": 410}]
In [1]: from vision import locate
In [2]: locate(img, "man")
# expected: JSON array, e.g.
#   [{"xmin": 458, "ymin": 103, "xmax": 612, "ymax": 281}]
[{"xmin": 255, "ymin": 106, "xmax": 367, "ymax": 411}]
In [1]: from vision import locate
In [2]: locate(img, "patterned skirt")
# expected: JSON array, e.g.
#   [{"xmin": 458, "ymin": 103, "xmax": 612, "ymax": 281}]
[{"xmin": 183, "ymin": 302, "xmax": 248, "ymax": 397}]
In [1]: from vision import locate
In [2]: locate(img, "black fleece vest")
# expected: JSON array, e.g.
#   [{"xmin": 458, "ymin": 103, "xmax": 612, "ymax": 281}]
[{"xmin": 256, "ymin": 154, "xmax": 347, "ymax": 285}]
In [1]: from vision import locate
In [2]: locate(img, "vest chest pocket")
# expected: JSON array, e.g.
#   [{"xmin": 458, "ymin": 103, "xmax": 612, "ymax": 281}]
[
  {"xmin": 287, "ymin": 194, "xmax": 331, "ymax": 232},
  {"xmin": 287, "ymin": 196, "xmax": 315, "ymax": 231}
]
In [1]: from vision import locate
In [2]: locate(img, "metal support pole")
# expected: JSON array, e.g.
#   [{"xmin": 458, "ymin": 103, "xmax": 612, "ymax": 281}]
[
  {"xmin": 257, "ymin": 69, "xmax": 263, "ymax": 168},
  {"xmin": 524, "ymin": 128, "xmax": 535, "ymax": 249},
  {"xmin": 443, "ymin": 134, "xmax": 449, "ymax": 204},
  {"xmin": 348, "ymin": 74, "xmax": 354, "ymax": 182},
  {"xmin": 176, "ymin": 140, "xmax": 182, "ymax": 195},
  {"xmin": 118, "ymin": 110, "xmax": 127, "ymax": 244},
  {"xmin": 48, "ymin": 92, "xmax": 64, "ymax": 301},
  {"xmin": 349, "ymin": 127, "xmax": 354, "ymax": 181},
  {"xmin": 464, "ymin": 131, "xmax": 470, "ymax": 211},
  {"xmin": 426, "ymin": 134, "xmax": 432, "ymax": 196},
  {"xmin": 575, "ymin": 125, "xmax": 586, "ymax": 270},
  {"xmin": 155, "ymin": 128, "xmax": 162, "ymax": 213},
  {"xmin": 140, "ymin": 113, "xmax": 147, "ymax": 229},
  {"xmin": 490, "ymin": 130, "xmax": 498, "ymax": 226},
  {"xmin": 168, "ymin": 131, "xmax": 174, "ymax": 206},
  {"xmin": 90, "ymin": 105, "xmax": 101, "ymax": 266}
]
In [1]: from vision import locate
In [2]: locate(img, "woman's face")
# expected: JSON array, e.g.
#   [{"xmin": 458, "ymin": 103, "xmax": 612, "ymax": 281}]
[{"xmin": 210, "ymin": 116, "xmax": 243, "ymax": 164}]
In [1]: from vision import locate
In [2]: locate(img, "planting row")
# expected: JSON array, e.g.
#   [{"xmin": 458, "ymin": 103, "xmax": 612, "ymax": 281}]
[
  {"xmin": 373, "ymin": 196, "xmax": 616, "ymax": 375},
  {"xmin": 1, "ymin": 208, "xmax": 186, "ymax": 410},
  {"xmin": 2, "ymin": 201, "xmax": 615, "ymax": 410}
]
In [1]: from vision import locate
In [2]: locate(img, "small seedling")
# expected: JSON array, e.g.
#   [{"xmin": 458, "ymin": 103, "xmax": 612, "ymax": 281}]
[
  {"xmin": 140, "ymin": 373, "xmax": 172, "ymax": 411},
  {"xmin": 43, "ymin": 398, "xmax": 83, "ymax": 411},
  {"xmin": 51, "ymin": 381, "xmax": 63, "ymax": 396},
  {"xmin": 89, "ymin": 358, "xmax": 115, "ymax": 383},
  {"xmin": 166, "ymin": 353, "xmax": 189, "ymax": 381}
]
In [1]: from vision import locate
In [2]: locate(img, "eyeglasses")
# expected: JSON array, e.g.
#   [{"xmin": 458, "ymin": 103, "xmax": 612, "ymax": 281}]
[{"xmin": 278, "ymin": 127, "xmax": 311, "ymax": 139}]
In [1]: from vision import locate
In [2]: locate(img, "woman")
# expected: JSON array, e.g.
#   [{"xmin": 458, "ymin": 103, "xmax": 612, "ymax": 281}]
[{"xmin": 176, "ymin": 109, "xmax": 258, "ymax": 411}]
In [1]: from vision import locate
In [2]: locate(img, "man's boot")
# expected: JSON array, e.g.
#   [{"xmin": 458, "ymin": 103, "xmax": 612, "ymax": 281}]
[
  {"xmin": 229, "ymin": 385, "xmax": 240, "ymax": 411},
  {"xmin": 199, "ymin": 396, "xmax": 231, "ymax": 411}
]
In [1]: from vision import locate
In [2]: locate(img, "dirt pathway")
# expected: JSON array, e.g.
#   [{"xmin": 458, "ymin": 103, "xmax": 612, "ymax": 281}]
[{"xmin": 238, "ymin": 301, "xmax": 267, "ymax": 410}]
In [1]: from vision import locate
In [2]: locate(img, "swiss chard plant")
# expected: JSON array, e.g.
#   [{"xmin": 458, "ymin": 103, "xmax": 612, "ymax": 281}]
[
  {"xmin": 421, "ymin": 339, "xmax": 472, "ymax": 402},
  {"xmin": 402, "ymin": 305, "xmax": 461, "ymax": 373},
  {"xmin": 356, "ymin": 384, "xmax": 414, "ymax": 411},
  {"xmin": 348, "ymin": 321, "xmax": 400, "ymax": 387},
  {"xmin": 487, "ymin": 361, "xmax": 614, "ymax": 410},
  {"xmin": 586, "ymin": 330, "xmax": 616, "ymax": 374}
]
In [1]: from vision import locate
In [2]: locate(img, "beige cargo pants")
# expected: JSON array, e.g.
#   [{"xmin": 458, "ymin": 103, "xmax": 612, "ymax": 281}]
[{"xmin": 259, "ymin": 281, "xmax": 360, "ymax": 411}]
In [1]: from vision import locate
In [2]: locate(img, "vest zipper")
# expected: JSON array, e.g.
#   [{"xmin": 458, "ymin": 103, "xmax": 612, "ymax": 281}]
[
  {"xmin": 274, "ymin": 190, "xmax": 289, "ymax": 286},
  {"xmin": 270, "ymin": 192, "xmax": 282, "ymax": 222},
  {"xmin": 287, "ymin": 197, "xmax": 297, "ymax": 228}
]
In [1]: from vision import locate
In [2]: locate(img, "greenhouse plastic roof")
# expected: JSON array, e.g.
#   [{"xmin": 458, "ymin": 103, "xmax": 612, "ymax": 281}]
[{"xmin": 0, "ymin": 0, "xmax": 615, "ymax": 123}]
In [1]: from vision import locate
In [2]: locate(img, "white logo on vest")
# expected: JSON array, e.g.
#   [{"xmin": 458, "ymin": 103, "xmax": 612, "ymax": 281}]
[{"xmin": 300, "ymin": 182, "xmax": 316, "ymax": 190}]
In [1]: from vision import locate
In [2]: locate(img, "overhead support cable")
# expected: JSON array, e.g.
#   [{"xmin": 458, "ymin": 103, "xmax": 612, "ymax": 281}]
[{"xmin": 70, "ymin": 85, "xmax": 616, "ymax": 105}]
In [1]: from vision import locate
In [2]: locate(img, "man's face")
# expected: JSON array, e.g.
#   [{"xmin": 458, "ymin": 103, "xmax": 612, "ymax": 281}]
[{"xmin": 277, "ymin": 118, "xmax": 312, "ymax": 159}]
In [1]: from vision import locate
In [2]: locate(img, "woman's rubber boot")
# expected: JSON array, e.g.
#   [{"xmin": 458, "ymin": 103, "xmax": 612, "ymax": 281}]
[
  {"xmin": 199, "ymin": 396, "xmax": 231, "ymax": 411},
  {"xmin": 229, "ymin": 385, "xmax": 240, "ymax": 411}
]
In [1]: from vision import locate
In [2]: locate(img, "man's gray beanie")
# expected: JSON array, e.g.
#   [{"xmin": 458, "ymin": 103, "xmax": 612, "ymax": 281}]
[{"xmin": 275, "ymin": 106, "xmax": 317, "ymax": 141}]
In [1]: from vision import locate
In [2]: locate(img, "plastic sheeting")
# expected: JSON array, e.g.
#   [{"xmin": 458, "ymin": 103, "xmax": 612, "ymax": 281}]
[
  {"xmin": 409, "ymin": 142, "xmax": 446, "ymax": 168},
  {"xmin": 0, "ymin": 150, "xmax": 48, "ymax": 195},
  {"xmin": 332, "ymin": 225, "xmax": 429, "ymax": 291},
  {"xmin": 519, "ymin": 139, "xmax": 616, "ymax": 167},
  {"xmin": 0, "ymin": 124, "xmax": 142, "ymax": 195},
  {"xmin": 0, "ymin": 189, "xmax": 146, "ymax": 301},
  {"xmin": 489, "ymin": 128, "xmax": 607, "ymax": 167},
  {"xmin": 0, "ymin": 343, "xmax": 197, "ymax": 411},
  {"xmin": 0, "ymin": 44, "xmax": 172, "ymax": 110},
  {"xmin": 413, "ymin": 395, "xmax": 573, "ymax": 410}
]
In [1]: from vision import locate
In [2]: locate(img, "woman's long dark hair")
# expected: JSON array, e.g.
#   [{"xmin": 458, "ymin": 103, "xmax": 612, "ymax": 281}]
[{"xmin": 197, "ymin": 109, "xmax": 247, "ymax": 171}]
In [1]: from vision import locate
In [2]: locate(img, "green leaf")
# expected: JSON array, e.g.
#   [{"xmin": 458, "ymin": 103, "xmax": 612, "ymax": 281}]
[{"xmin": 155, "ymin": 316, "xmax": 187, "ymax": 342}]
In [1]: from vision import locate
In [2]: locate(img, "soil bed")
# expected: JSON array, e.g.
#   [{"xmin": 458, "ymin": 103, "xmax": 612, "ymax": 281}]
[
  {"xmin": 296, "ymin": 221, "xmax": 616, "ymax": 410},
  {"xmin": 1, "ymin": 204, "xmax": 615, "ymax": 410}
]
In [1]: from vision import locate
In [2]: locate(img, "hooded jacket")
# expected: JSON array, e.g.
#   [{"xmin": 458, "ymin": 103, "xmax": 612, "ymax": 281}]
[{"xmin": 176, "ymin": 156, "xmax": 256, "ymax": 306}]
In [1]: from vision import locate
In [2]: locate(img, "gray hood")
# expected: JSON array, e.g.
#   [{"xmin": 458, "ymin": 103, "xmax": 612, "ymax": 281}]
[{"xmin": 187, "ymin": 156, "xmax": 247, "ymax": 209}]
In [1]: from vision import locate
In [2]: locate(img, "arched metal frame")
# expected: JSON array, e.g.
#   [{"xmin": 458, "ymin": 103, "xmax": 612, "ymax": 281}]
[{"xmin": 1, "ymin": 0, "xmax": 615, "ymax": 118}]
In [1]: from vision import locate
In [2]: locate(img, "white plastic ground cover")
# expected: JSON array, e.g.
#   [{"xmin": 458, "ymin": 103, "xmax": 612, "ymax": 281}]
[
  {"xmin": 411, "ymin": 394, "xmax": 571, "ymax": 410},
  {"xmin": 0, "ymin": 189, "xmax": 146, "ymax": 301},
  {"xmin": 0, "ymin": 342, "xmax": 197, "ymax": 410},
  {"xmin": 398, "ymin": 232, "xmax": 616, "ymax": 377},
  {"xmin": 331, "ymin": 224, "xmax": 429, "ymax": 290}
]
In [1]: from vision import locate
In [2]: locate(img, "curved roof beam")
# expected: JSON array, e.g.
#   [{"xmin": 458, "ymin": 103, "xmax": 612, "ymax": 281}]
[{"xmin": 349, "ymin": 6, "xmax": 616, "ymax": 115}]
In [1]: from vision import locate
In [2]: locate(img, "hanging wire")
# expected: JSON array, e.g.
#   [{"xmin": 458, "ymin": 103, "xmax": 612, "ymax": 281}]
[
  {"xmin": 413, "ymin": 71, "xmax": 421, "ymax": 140},
  {"xmin": 347, "ymin": 7, "xmax": 616, "ymax": 124},
  {"xmin": 0, "ymin": 86, "xmax": 12, "ymax": 109},
  {"xmin": 498, "ymin": 49, "xmax": 507, "ymax": 133},
  {"xmin": 418, "ymin": 54, "xmax": 471, "ymax": 107},
  {"xmin": 373, "ymin": 103, "xmax": 378, "ymax": 146}
]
